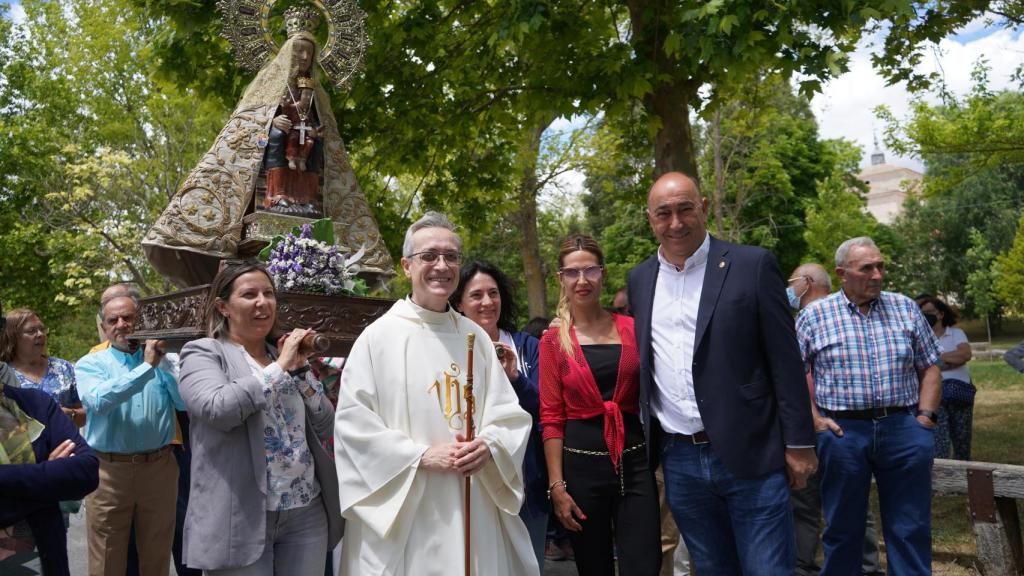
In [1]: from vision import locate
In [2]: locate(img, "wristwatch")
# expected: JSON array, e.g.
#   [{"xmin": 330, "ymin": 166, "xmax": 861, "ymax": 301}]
[
  {"xmin": 288, "ymin": 365, "xmax": 311, "ymax": 378},
  {"xmin": 917, "ymin": 409, "xmax": 938, "ymax": 423}
]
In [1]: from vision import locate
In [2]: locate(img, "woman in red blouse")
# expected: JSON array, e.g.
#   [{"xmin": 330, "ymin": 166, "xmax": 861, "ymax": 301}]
[{"xmin": 540, "ymin": 234, "xmax": 659, "ymax": 576}]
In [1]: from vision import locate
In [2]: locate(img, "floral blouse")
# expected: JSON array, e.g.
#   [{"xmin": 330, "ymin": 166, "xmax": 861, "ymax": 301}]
[
  {"xmin": 13, "ymin": 357, "xmax": 81, "ymax": 408},
  {"xmin": 237, "ymin": 345, "xmax": 325, "ymax": 511}
]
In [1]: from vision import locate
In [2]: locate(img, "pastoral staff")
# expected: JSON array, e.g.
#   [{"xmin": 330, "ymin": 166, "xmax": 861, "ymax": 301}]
[{"xmin": 334, "ymin": 211, "xmax": 538, "ymax": 576}]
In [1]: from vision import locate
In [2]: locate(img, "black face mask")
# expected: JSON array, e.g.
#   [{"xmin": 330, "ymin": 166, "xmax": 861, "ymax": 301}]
[{"xmin": 922, "ymin": 312, "xmax": 939, "ymax": 327}]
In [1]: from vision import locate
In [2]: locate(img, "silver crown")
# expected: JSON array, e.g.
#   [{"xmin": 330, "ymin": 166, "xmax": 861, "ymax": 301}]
[{"xmin": 284, "ymin": 5, "xmax": 320, "ymax": 38}]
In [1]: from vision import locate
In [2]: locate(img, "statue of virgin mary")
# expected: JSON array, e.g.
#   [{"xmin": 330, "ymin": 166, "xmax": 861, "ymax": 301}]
[{"xmin": 143, "ymin": 4, "xmax": 391, "ymax": 287}]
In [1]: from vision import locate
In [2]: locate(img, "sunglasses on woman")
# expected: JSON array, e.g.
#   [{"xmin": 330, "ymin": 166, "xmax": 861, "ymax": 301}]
[{"xmin": 559, "ymin": 266, "xmax": 603, "ymax": 282}]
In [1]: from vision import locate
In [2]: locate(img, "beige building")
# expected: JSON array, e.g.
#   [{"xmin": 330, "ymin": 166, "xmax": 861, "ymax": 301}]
[{"xmin": 857, "ymin": 149, "xmax": 923, "ymax": 224}]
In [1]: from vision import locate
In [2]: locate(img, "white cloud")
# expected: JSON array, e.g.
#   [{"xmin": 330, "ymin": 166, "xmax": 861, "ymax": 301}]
[
  {"xmin": 812, "ymin": 25, "xmax": 1024, "ymax": 171},
  {"xmin": 7, "ymin": 2, "xmax": 26, "ymax": 24}
]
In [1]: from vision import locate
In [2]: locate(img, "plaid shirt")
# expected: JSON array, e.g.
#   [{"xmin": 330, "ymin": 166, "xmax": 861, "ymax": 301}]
[{"xmin": 796, "ymin": 290, "xmax": 939, "ymax": 411}]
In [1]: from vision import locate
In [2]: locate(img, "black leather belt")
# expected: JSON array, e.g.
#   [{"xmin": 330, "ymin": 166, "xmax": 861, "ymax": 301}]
[
  {"xmin": 822, "ymin": 406, "xmax": 912, "ymax": 420},
  {"xmin": 668, "ymin": 431, "xmax": 710, "ymax": 444},
  {"xmin": 95, "ymin": 445, "xmax": 172, "ymax": 464}
]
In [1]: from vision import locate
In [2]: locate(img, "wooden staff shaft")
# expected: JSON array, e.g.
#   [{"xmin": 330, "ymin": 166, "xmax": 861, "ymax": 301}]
[{"xmin": 464, "ymin": 333, "xmax": 475, "ymax": 576}]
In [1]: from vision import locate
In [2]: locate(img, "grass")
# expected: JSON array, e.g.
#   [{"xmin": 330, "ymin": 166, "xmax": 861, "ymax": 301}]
[
  {"xmin": 958, "ymin": 317, "xmax": 1024, "ymax": 350},
  {"xmin": 866, "ymin": 360, "xmax": 1024, "ymax": 575}
]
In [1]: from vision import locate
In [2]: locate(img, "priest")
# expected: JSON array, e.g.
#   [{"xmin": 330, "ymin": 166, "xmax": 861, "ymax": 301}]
[{"xmin": 334, "ymin": 211, "xmax": 538, "ymax": 576}]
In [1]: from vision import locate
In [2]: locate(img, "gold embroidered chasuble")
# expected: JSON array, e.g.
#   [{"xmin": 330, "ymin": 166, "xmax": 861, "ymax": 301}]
[{"xmin": 334, "ymin": 298, "xmax": 538, "ymax": 576}]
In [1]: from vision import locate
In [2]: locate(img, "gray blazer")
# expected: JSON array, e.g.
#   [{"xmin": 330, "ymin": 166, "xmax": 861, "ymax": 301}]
[{"xmin": 177, "ymin": 337, "xmax": 342, "ymax": 570}]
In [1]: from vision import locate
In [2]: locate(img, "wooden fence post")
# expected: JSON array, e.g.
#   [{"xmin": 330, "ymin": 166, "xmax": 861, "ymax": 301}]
[{"xmin": 966, "ymin": 466, "xmax": 1024, "ymax": 575}]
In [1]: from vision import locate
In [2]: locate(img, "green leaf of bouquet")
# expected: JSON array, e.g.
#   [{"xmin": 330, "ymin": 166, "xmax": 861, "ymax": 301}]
[
  {"xmin": 311, "ymin": 218, "xmax": 335, "ymax": 245},
  {"xmin": 259, "ymin": 234, "xmax": 286, "ymax": 261}
]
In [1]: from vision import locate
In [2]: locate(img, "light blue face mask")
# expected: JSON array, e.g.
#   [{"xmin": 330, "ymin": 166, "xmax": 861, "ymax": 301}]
[
  {"xmin": 786, "ymin": 281, "xmax": 809, "ymax": 310},
  {"xmin": 786, "ymin": 286, "xmax": 802, "ymax": 310}
]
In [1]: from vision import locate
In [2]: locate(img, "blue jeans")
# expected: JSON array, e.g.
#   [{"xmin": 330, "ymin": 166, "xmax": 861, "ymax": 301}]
[
  {"xmin": 817, "ymin": 411, "xmax": 933, "ymax": 576},
  {"xmin": 661, "ymin": 437, "xmax": 795, "ymax": 575}
]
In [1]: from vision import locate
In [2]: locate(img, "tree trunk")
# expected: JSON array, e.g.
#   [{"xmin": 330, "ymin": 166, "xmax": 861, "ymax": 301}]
[
  {"xmin": 626, "ymin": 0, "xmax": 701, "ymax": 181},
  {"xmin": 513, "ymin": 118, "xmax": 555, "ymax": 319},
  {"xmin": 647, "ymin": 80, "xmax": 700, "ymax": 179},
  {"xmin": 711, "ymin": 109, "xmax": 726, "ymax": 237},
  {"xmin": 516, "ymin": 186, "xmax": 547, "ymax": 318}
]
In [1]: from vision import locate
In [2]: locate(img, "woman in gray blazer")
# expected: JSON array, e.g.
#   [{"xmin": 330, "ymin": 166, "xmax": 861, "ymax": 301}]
[{"xmin": 178, "ymin": 259, "xmax": 342, "ymax": 575}]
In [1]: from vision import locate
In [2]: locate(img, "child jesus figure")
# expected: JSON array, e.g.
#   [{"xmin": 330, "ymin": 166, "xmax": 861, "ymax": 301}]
[{"xmin": 283, "ymin": 76, "xmax": 322, "ymax": 172}]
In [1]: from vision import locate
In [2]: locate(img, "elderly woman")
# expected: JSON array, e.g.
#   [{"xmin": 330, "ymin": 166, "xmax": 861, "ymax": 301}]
[
  {"xmin": 918, "ymin": 296, "xmax": 975, "ymax": 460},
  {"xmin": 539, "ymin": 235, "xmax": 660, "ymax": 576},
  {"xmin": 450, "ymin": 260, "xmax": 547, "ymax": 569},
  {"xmin": 1, "ymin": 304, "xmax": 99, "ymax": 576},
  {"xmin": 1, "ymin": 309, "xmax": 85, "ymax": 427},
  {"xmin": 177, "ymin": 260, "xmax": 341, "ymax": 575}
]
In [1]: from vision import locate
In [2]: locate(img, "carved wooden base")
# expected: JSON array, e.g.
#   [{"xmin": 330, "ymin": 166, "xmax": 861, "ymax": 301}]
[{"xmin": 131, "ymin": 286, "xmax": 392, "ymax": 357}]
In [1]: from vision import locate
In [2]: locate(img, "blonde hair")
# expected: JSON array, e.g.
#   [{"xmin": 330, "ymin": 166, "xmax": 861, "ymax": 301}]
[{"xmin": 555, "ymin": 234, "xmax": 605, "ymax": 358}]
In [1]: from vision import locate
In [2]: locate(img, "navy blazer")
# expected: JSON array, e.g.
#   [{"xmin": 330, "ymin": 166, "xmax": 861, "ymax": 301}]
[
  {"xmin": 509, "ymin": 331, "xmax": 548, "ymax": 519},
  {"xmin": 628, "ymin": 237, "xmax": 814, "ymax": 478},
  {"xmin": 0, "ymin": 384, "xmax": 99, "ymax": 576}
]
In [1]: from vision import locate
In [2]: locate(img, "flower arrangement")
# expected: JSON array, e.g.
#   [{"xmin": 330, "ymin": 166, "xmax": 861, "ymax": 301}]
[{"xmin": 260, "ymin": 219, "xmax": 368, "ymax": 296}]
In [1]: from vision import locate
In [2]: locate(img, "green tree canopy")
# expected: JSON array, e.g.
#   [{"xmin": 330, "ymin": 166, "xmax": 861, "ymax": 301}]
[{"xmin": 0, "ymin": 0, "xmax": 224, "ymax": 357}]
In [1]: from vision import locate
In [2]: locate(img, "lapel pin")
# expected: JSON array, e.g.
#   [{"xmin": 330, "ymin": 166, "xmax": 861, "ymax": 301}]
[{"xmin": 719, "ymin": 261, "xmax": 725, "ymax": 268}]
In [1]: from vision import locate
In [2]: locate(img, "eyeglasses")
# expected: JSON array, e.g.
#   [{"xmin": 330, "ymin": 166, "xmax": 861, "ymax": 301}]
[
  {"xmin": 559, "ymin": 266, "xmax": 603, "ymax": 282},
  {"xmin": 409, "ymin": 250, "xmax": 462, "ymax": 265},
  {"xmin": 21, "ymin": 327, "xmax": 49, "ymax": 336}
]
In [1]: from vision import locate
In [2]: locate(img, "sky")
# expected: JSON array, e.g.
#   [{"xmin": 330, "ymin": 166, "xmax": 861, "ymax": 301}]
[
  {"xmin": 6, "ymin": 1, "xmax": 24, "ymax": 23},
  {"xmin": 812, "ymin": 16, "xmax": 1024, "ymax": 171},
  {"xmin": 4, "ymin": 2, "xmax": 1021, "ymax": 175}
]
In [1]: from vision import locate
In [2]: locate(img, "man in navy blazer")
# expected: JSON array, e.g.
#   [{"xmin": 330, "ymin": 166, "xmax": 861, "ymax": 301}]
[{"xmin": 627, "ymin": 172, "xmax": 817, "ymax": 574}]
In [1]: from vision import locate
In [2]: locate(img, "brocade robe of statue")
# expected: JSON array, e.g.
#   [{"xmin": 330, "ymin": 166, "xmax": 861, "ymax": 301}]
[
  {"xmin": 142, "ymin": 32, "xmax": 392, "ymax": 287},
  {"xmin": 334, "ymin": 297, "xmax": 538, "ymax": 576}
]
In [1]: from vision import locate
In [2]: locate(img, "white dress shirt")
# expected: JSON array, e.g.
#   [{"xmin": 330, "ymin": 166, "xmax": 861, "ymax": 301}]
[{"xmin": 650, "ymin": 233, "xmax": 710, "ymax": 435}]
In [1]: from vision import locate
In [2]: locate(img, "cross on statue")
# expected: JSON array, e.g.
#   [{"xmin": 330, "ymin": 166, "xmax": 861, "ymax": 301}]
[{"xmin": 296, "ymin": 120, "xmax": 311, "ymax": 145}]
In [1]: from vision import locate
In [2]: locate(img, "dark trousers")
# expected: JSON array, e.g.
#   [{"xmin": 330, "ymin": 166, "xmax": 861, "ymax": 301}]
[
  {"xmin": 172, "ymin": 444, "xmax": 201, "ymax": 576},
  {"xmin": 791, "ymin": 472, "xmax": 883, "ymax": 576},
  {"xmin": 562, "ymin": 448, "xmax": 661, "ymax": 576},
  {"xmin": 935, "ymin": 396, "xmax": 973, "ymax": 461}
]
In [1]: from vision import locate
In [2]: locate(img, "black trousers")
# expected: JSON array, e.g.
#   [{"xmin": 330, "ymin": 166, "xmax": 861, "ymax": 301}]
[{"xmin": 562, "ymin": 446, "xmax": 661, "ymax": 576}]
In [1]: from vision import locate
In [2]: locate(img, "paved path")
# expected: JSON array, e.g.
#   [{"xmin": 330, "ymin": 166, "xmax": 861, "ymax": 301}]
[{"xmin": 11, "ymin": 512, "xmax": 581, "ymax": 575}]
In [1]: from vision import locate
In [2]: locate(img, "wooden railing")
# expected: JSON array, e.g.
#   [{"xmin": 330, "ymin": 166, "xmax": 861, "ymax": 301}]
[{"xmin": 934, "ymin": 458, "xmax": 1024, "ymax": 575}]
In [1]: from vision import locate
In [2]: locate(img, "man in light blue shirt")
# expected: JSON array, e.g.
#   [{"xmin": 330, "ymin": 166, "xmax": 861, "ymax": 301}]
[{"xmin": 76, "ymin": 294, "xmax": 184, "ymax": 576}]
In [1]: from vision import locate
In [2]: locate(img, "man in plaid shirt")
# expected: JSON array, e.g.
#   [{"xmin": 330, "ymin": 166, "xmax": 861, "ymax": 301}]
[{"xmin": 796, "ymin": 237, "xmax": 941, "ymax": 576}]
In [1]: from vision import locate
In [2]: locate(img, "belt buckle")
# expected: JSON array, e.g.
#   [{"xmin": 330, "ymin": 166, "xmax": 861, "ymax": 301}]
[
  {"xmin": 873, "ymin": 406, "xmax": 897, "ymax": 419},
  {"xmin": 130, "ymin": 453, "xmax": 145, "ymax": 464},
  {"xmin": 682, "ymin": 432, "xmax": 708, "ymax": 445}
]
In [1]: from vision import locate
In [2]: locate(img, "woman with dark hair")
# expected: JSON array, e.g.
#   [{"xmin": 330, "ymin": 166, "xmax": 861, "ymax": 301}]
[
  {"xmin": 1, "ymin": 309, "xmax": 85, "ymax": 428},
  {"xmin": 1, "ymin": 302, "xmax": 99, "ymax": 576},
  {"xmin": 449, "ymin": 260, "xmax": 548, "ymax": 569},
  {"xmin": 539, "ymin": 235, "xmax": 659, "ymax": 576},
  {"xmin": 918, "ymin": 296, "xmax": 975, "ymax": 460},
  {"xmin": 177, "ymin": 259, "xmax": 341, "ymax": 575}
]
